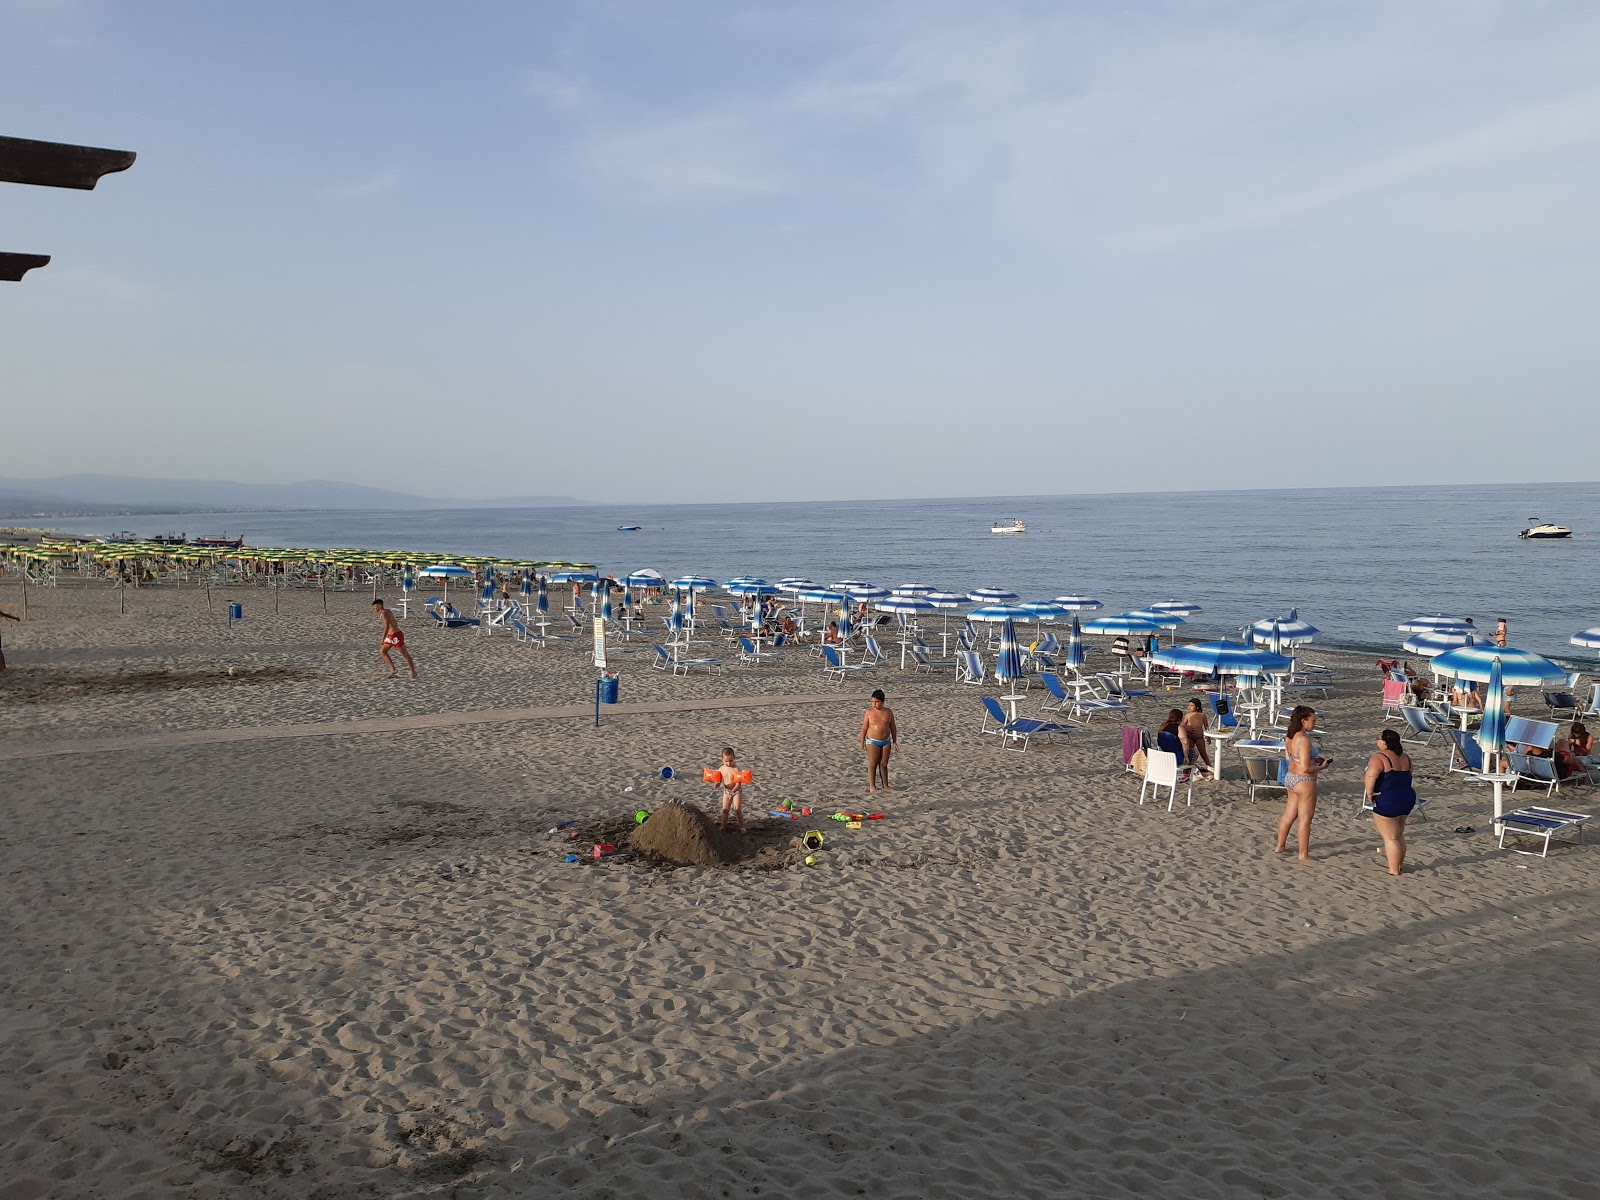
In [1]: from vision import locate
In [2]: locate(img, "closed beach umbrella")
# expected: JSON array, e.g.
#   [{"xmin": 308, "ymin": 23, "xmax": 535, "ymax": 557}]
[
  {"xmin": 684, "ymin": 585, "xmax": 697, "ymax": 632},
  {"xmin": 519, "ymin": 569, "xmax": 533, "ymax": 600},
  {"xmin": 1066, "ymin": 613, "xmax": 1086, "ymax": 669},
  {"xmin": 1428, "ymin": 644, "xmax": 1565, "ymax": 688},
  {"xmin": 600, "ymin": 582, "xmax": 613, "ymax": 621},
  {"xmin": 1149, "ymin": 600, "xmax": 1202, "ymax": 616},
  {"xmin": 1054, "ymin": 595, "xmax": 1104, "ymax": 611},
  {"xmin": 669, "ymin": 592, "xmax": 685, "ymax": 637},
  {"xmin": 969, "ymin": 587, "xmax": 1019, "ymax": 604},
  {"xmin": 1398, "ymin": 614, "xmax": 1474, "ymax": 635},
  {"xmin": 402, "ymin": 566, "xmax": 415, "ymax": 597},
  {"xmin": 1402, "ymin": 631, "xmax": 1479, "ymax": 657},
  {"xmin": 995, "ymin": 617, "xmax": 1024, "ymax": 685},
  {"xmin": 836, "ymin": 603, "xmax": 852, "ymax": 643},
  {"xmin": 536, "ymin": 574, "xmax": 549, "ymax": 616},
  {"xmin": 1477, "ymin": 655, "xmax": 1508, "ymax": 770}
]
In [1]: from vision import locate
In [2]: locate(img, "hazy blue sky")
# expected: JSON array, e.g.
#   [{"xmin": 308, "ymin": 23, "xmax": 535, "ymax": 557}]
[{"xmin": 4, "ymin": 1, "xmax": 1597, "ymax": 503}]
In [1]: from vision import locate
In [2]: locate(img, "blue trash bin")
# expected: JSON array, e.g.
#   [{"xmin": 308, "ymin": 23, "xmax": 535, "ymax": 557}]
[
  {"xmin": 599, "ymin": 674, "xmax": 620, "ymax": 704},
  {"xmin": 228, "ymin": 603, "xmax": 243, "ymax": 621}
]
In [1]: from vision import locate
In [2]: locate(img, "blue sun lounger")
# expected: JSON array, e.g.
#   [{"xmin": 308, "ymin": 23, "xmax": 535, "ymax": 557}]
[
  {"xmin": 1496, "ymin": 806, "xmax": 1591, "ymax": 857},
  {"xmin": 979, "ymin": 696, "xmax": 1069, "ymax": 752}
]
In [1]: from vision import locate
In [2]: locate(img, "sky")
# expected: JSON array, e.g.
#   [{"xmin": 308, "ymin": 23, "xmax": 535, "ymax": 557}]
[{"xmin": 3, "ymin": 0, "xmax": 1598, "ymax": 504}]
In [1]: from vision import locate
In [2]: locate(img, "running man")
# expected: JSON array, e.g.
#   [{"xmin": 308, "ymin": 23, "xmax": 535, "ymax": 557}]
[
  {"xmin": 372, "ymin": 598, "xmax": 416, "ymax": 678},
  {"xmin": 860, "ymin": 688, "xmax": 899, "ymax": 794}
]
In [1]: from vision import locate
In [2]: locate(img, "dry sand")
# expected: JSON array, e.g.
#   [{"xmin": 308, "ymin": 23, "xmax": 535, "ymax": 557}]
[{"xmin": 2, "ymin": 582, "xmax": 1598, "ymax": 1199}]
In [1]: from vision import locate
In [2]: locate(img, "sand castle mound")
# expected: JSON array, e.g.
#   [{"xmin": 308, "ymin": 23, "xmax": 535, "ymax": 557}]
[{"xmin": 627, "ymin": 801, "xmax": 737, "ymax": 868}]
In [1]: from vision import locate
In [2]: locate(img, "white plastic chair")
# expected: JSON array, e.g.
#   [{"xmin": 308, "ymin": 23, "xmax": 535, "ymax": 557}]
[{"xmin": 1139, "ymin": 749, "xmax": 1192, "ymax": 812}]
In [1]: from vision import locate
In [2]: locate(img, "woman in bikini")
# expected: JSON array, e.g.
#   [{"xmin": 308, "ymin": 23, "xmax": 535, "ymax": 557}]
[
  {"xmin": 1179, "ymin": 697, "xmax": 1211, "ymax": 773},
  {"xmin": 1275, "ymin": 705, "xmax": 1329, "ymax": 861},
  {"xmin": 1363, "ymin": 729, "xmax": 1416, "ymax": 875}
]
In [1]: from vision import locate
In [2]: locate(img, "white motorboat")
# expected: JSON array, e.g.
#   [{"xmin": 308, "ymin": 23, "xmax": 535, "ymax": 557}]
[
  {"xmin": 1518, "ymin": 521, "xmax": 1572, "ymax": 539},
  {"xmin": 990, "ymin": 518, "xmax": 1026, "ymax": 534}
]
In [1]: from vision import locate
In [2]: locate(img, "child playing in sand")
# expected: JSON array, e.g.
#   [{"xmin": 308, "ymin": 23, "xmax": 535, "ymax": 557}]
[{"xmin": 711, "ymin": 746, "xmax": 745, "ymax": 833}]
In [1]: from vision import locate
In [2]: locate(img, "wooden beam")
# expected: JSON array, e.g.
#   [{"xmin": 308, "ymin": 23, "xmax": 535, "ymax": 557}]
[
  {"xmin": 0, "ymin": 253, "xmax": 51, "ymax": 281},
  {"xmin": 0, "ymin": 136, "xmax": 136, "ymax": 190}
]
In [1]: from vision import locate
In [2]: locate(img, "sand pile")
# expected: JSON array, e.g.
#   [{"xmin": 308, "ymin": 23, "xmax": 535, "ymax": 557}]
[{"xmin": 627, "ymin": 801, "xmax": 736, "ymax": 867}]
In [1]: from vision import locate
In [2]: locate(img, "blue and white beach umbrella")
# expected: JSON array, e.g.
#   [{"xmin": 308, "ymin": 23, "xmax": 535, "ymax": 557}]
[
  {"xmin": 600, "ymin": 582, "xmax": 613, "ymax": 621},
  {"xmin": 969, "ymin": 587, "xmax": 1019, "ymax": 604},
  {"xmin": 968, "ymin": 604, "xmax": 1031, "ymax": 624},
  {"xmin": 684, "ymin": 585, "xmax": 697, "ymax": 631},
  {"xmin": 1126, "ymin": 608, "xmax": 1185, "ymax": 629},
  {"xmin": 846, "ymin": 584, "xmax": 891, "ymax": 602},
  {"xmin": 419, "ymin": 562, "xmax": 472, "ymax": 603},
  {"xmin": 1149, "ymin": 600, "xmax": 1202, "ymax": 616},
  {"xmin": 401, "ymin": 566, "xmax": 415, "ymax": 595},
  {"xmin": 623, "ymin": 569, "xmax": 665, "ymax": 589},
  {"xmin": 670, "ymin": 575, "xmax": 717, "ymax": 592},
  {"xmin": 1066, "ymin": 614, "xmax": 1086, "ymax": 668},
  {"xmin": 1402, "ymin": 631, "xmax": 1479, "ymax": 657},
  {"xmin": 836, "ymin": 604, "xmax": 852, "ymax": 643},
  {"xmin": 995, "ymin": 617, "xmax": 1024, "ymax": 685},
  {"xmin": 1570, "ymin": 627, "xmax": 1600, "ymax": 652},
  {"xmin": 1477, "ymin": 655, "xmax": 1508, "ymax": 771},
  {"xmin": 1249, "ymin": 610, "xmax": 1320, "ymax": 645},
  {"xmin": 1053, "ymin": 595, "xmax": 1104, "ymax": 611},
  {"xmin": 1018, "ymin": 601, "xmax": 1071, "ymax": 622},
  {"xmin": 548, "ymin": 568, "xmax": 601, "ymax": 583},
  {"xmin": 482, "ymin": 575, "xmax": 497, "ymax": 603},
  {"xmin": 536, "ymin": 575, "xmax": 549, "ymax": 615},
  {"xmin": 829, "ymin": 579, "xmax": 870, "ymax": 591},
  {"xmin": 778, "ymin": 577, "xmax": 816, "ymax": 592},
  {"xmin": 878, "ymin": 595, "xmax": 936, "ymax": 619},
  {"xmin": 519, "ymin": 569, "xmax": 533, "ymax": 599},
  {"xmin": 1398, "ymin": 614, "xmax": 1474, "ymax": 635},
  {"xmin": 1429, "ymin": 644, "xmax": 1566, "ymax": 688},
  {"xmin": 1151, "ymin": 640, "xmax": 1294, "ymax": 677},
  {"xmin": 925, "ymin": 591, "xmax": 970, "ymax": 609},
  {"xmin": 1080, "ymin": 614, "xmax": 1162, "ymax": 637},
  {"xmin": 892, "ymin": 583, "xmax": 936, "ymax": 596},
  {"xmin": 668, "ymin": 592, "xmax": 684, "ymax": 636}
]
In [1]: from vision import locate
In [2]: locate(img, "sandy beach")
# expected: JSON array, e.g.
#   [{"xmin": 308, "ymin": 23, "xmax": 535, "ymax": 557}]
[{"xmin": 2, "ymin": 582, "xmax": 1598, "ymax": 1199}]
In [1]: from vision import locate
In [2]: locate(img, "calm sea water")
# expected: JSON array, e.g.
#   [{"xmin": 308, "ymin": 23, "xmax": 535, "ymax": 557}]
[{"xmin": 45, "ymin": 482, "xmax": 1600, "ymax": 664}]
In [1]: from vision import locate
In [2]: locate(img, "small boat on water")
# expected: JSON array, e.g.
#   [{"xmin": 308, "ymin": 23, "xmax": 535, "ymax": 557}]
[
  {"xmin": 616, "ymin": 525, "xmax": 642, "ymax": 532},
  {"xmin": 1519, "ymin": 520, "xmax": 1572, "ymax": 540},
  {"xmin": 990, "ymin": 519, "xmax": 1026, "ymax": 535},
  {"xmin": 191, "ymin": 533, "xmax": 245, "ymax": 549}
]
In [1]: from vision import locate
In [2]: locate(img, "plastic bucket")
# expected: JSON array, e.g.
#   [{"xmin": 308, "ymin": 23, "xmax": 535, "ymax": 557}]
[{"xmin": 599, "ymin": 675, "xmax": 620, "ymax": 704}]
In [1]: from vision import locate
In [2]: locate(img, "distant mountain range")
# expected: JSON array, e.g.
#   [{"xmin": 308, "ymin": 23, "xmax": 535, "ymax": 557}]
[{"xmin": 0, "ymin": 474, "xmax": 590, "ymax": 517}]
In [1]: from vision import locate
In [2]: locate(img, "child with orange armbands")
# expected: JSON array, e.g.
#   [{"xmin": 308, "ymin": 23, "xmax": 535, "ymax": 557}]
[{"xmin": 708, "ymin": 746, "xmax": 748, "ymax": 832}]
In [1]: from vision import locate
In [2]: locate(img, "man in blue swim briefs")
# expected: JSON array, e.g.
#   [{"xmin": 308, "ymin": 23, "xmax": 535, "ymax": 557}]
[{"xmin": 860, "ymin": 688, "xmax": 899, "ymax": 795}]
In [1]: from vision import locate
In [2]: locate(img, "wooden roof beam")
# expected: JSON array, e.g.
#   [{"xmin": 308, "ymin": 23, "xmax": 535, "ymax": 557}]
[{"xmin": 0, "ymin": 135, "xmax": 136, "ymax": 190}]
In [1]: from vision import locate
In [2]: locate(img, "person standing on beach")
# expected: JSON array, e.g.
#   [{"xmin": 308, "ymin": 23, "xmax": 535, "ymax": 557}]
[
  {"xmin": 0, "ymin": 608, "xmax": 18, "ymax": 672},
  {"xmin": 1494, "ymin": 617, "xmax": 1508, "ymax": 648},
  {"xmin": 1276, "ymin": 705, "xmax": 1329, "ymax": 860},
  {"xmin": 712, "ymin": 746, "xmax": 746, "ymax": 833},
  {"xmin": 372, "ymin": 598, "xmax": 417, "ymax": 678},
  {"xmin": 860, "ymin": 689, "xmax": 899, "ymax": 794}
]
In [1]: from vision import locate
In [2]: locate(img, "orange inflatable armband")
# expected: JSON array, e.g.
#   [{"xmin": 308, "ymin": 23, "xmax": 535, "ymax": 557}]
[
  {"xmin": 702, "ymin": 768, "xmax": 721, "ymax": 783},
  {"xmin": 738, "ymin": 769, "xmax": 753, "ymax": 785}
]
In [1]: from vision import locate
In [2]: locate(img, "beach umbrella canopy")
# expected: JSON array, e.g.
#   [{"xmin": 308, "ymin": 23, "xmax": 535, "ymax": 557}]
[
  {"xmin": 1053, "ymin": 595, "xmax": 1103, "ymax": 611},
  {"xmin": 1126, "ymin": 608, "xmax": 1185, "ymax": 629},
  {"xmin": 1398, "ymin": 614, "xmax": 1474, "ymax": 635},
  {"xmin": 599, "ymin": 581, "xmax": 613, "ymax": 621},
  {"xmin": 725, "ymin": 579, "xmax": 778, "ymax": 596},
  {"xmin": 829, "ymin": 579, "xmax": 870, "ymax": 590},
  {"xmin": 1250, "ymin": 610, "xmax": 1321, "ymax": 645},
  {"xmin": 536, "ymin": 575, "xmax": 548, "ymax": 615},
  {"xmin": 795, "ymin": 588, "xmax": 846, "ymax": 604},
  {"xmin": 548, "ymin": 568, "xmax": 601, "ymax": 583},
  {"xmin": 1149, "ymin": 600, "xmax": 1202, "ymax": 616},
  {"xmin": 1570, "ymin": 627, "xmax": 1600, "ymax": 651},
  {"xmin": 878, "ymin": 596, "xmax": 936, "ymax": 618},
  {"xmin": 668, "ymin": 592, "xmax": 684, "ymax": 635},
  {"xmin": 1477, "ymin": 656, "xmax": 1508, "ymax": 767},
  {"xmin": 892, "ymin": 583, "xmax": 936, "ymax": 596},
  {"xmin": 1018, "ymin": 601, "xmax": 1070, "ymax": 621},
  {"xmin": 1081, "ymin": 614, "xmax": 1162, "ymax": 636},
  {"xmin": 777, "ymin": 577, "xmax": 816, "ymax": 592},
  {"xmin": 924, "ymin": 591, "xmax": 970, "ymax": 608},
  {"xmin": 845, "ymin": 584, "xmax": 891, "ymax": 601},
  {"xmin": 1065, "ymin": 614, "xmax": 1086, "ymax": 668},
  {"xmin": 1150, "ymin": 640, "xmax": 1294, "ymax": 676},
  {"xmin": 1428, "ymin": 644, "xmax": 1566, "ymax": 687},
  {"xmin": 968, "ymin": 604, "xmax": 1031, "ymax": 624},
  {"xmin": 401, "ymin": 567, "xmax": 415, "ymax": 594},
  {"xmin": 836, "ymin": 604, "xmax": 852, "ymax": 642},
  {"xmin": 1402, "ymin": 631, "xmax": 1480, "ymax": 657},
  {"xmin": 969, "ymin": 587, "xmax": 1019, "ymax": 603},
  {"xmin": 418, "ymin": 563, "xmax": 472, "ymax": 578},
  {"xmin": 623, "ymin": 569, "xmax": 665, "ymax": 588},
  {"xmin": 671, "ymin": 575, "xmax": 718, "ymax": 591},
  {"xmin": 519, "ymin": 570, "xmax": 533, "ymax": 598},
  {"xmin": 995, "ymin": 617, "xmax": 1024, "ymax": 684}
]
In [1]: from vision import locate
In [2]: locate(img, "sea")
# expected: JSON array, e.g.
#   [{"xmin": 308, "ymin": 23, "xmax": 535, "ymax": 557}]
[{"xmin": 41, "ymin": 481, "xmax": 1600, "ymax": 666}]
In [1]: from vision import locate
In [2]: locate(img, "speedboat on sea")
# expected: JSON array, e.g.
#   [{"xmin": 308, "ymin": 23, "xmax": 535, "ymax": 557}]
[
  {"xmin": 1518, "ymin": 521, "xmax": 1572, "ymax": 539},
  {"xmin": 990, "ymin": 519, "xmax": 1026, "ymax": 534},
  {"xmin": 616, "ymin": 525, "xmax": 642, "ymax": 532}
]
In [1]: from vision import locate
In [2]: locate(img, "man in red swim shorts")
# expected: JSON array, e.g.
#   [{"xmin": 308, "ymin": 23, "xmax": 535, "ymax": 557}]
[{"xmin": 373, "ymin": 598, "xmax": 417, "ymax": 678}]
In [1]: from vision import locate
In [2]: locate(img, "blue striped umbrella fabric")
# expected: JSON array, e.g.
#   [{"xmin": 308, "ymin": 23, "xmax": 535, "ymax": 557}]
[
  {"xmin": 519, "ymin": 569, "xmax": 532, "ymax": 598},
  {"xmin": 796, "ymin": 588, "xmax": 846, "ymax": 604},
  {"xmin": 1267, "ymin": 619, "xmax": 1283, "ymax": 659},
  {"xmin": 1066, "ymin": 614, "xmax": 1086, "ymax": 668},
  {"xmin": 623, "ymin": 569, "xmax": 665, "ymax": 588},
  {"xmin": 482, "ymin": 576, "xmax": 497, "ymax": 602},
  {"xmin": 536, "ymin": 575, "xmax": 548, "ymax": 614},
  {"xmin": 968, "ymin": 604, "xmax": 1032, "ymax": 623},
  {"xmin": 995, "ymin": 617, "xmax": 1024, "ymax": 684},
  {"xmin": 725, "ymin": 579, "xmax": 778, "ymax": 596},
  {"xmin": 1429, "ymin": 644, "xmax": 1566, "ymax": 687},
  {"xmin": 1126, "ymin": 608, "xmax": 1185, "ymax": 629},
  {"xmin": 1477, "ymin": 655, "xmax": 1507, "ymax": 771},
  {"xmin": 878, "ymin": 596, "xmax": 937, "ymax": 617},
  {"xmin": 418, "ymin": 563, "xmax": 472, "ymax": 578},
  {"xmin": 1249, "ymin": 611, "xmax": 1320, "ymax": 644},
  {"xmin": 924, "ymin": 591, "xmax": 970, "ymax": 608},
  {"xmin": 1149, "ymin": 600, "xmax": 1202, "ymax": 615},
  {"xmin": 778, "ymin": 577, "xmax": 817, "ymax": 592},
  {"xmin": 548, "ymin": 568, "xmax": 601, "ymax": 583},
  {"xmin": 846, "ymin": 584, "xmax": 891, "ymax": 601},
  {"xmin": 1053, "ymin": 595, "xmax": 1104, "ymax": 611},
  {"xmin": 969, "ymin": 587, "xmax": 1019, "ymax": 603},
  {"xmin": 892, "ymin": 583, "xmax": 936, "ymax": 596},
  {"xmin": 401, "ymin": 567, "xmax": 415, "ymax": 593},
  {"xmin": 1570, "ymin": 627, "xmax": 1600, "ymax": 651},
  {"xmin": 600, "ymin": 584, "xmax": 613, "ymax": 621},
  {"xmin": 1402, "ymin": 631, "xmax": 1479, "ymax": 656},
  {"xmin": 829, "ymin": 579, "xmax": 870, "ymax": 591},
  {"xmin": 684, "ymin": 585, "xmax": 697, "ymax": 630},
  {"xmin": 1081, "ymin": 614, "xmax": 1162, "ymax": 636},
  {"xmin": 1398, "ymin": 614, "xmax": 1474, "ymax": 635},
  {"xmin": 1150, "ymin": 641, "xmax": 1294, "ymax": 676},
  {"xmin": 671, "ymin": 576, "xmax": 717, "ymax": 591},
  {"xmin": 836, "ymin": 604, "xmax": 852, "ymax": 642},
  {"xmin": 1018, "ymin": 601, "xmax": 1071, "ymax": 621},
  {"xmin": 668, "ymin": 592, "xmax": 684, "ymax": 634}
]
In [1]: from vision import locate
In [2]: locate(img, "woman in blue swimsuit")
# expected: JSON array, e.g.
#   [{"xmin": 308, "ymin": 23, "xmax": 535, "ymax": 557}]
[{"xmin": 1363, "ymin": 729, "xmax": 1416, "ymax": 876}]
